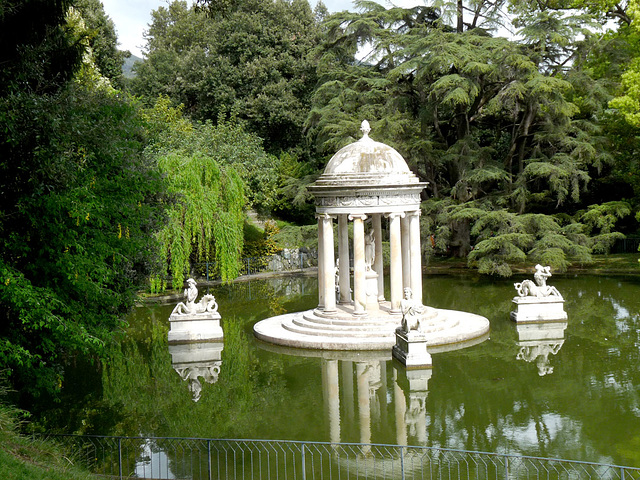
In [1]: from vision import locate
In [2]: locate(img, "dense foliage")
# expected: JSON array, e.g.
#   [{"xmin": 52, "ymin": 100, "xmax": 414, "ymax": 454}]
[
  {"xmin": 130, "ymin": 0, "xmax": 324, "ymax": 154},
  {"xmin": 2, "ymin": 0, "xmax": 640, "ymax": 403},
  {"xmin": 306, "ymin": 0, "xmax": 639, "ymax": 274}
]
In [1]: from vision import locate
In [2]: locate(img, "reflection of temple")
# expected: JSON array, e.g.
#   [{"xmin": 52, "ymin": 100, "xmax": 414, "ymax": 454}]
[
  {"xmin": 169, "ymin": 342, "xmax": 223, "ymax": 402},
  {"xmin": 320, "ymin": 354, "xmax": 432, "ymax": 447},
  {"xmin": 515, "ymin": 321, "xmax": 567, "ymax": 376}
]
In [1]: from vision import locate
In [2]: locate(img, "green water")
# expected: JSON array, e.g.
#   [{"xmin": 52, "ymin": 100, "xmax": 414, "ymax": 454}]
[{"xmin": 40, "ymin": 274, "xmax": 640, "ymax": 467}]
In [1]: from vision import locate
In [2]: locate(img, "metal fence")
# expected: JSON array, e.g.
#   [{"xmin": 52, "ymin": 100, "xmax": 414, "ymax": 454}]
[
  {"xmin": 43, "ymin": 435, "xmax": 640, "ymax": 480},
  {"xmin": 193, "ymin": 251, "xmax": 313, "ymax": 281},
  {"xmin": 610, "ymin": 238, "xmax": 640, "ymax": 254}
]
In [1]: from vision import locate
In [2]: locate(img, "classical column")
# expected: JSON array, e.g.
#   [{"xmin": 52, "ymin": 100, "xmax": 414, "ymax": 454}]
[
  {"xmin": 321, "ymin": 214, "xmax": 336, "ymax": 313},
  {"xmin": 401, "ymin": 215, "xmax": 411, "ymax": 290},
  {"xmin": 408, "ymin": 210, "xmax": 423, "ymax": 305},
  {"xmin": 338, "ymin": 214, "xmax": 351, "ymax": 304},
  {"xmin": 372, "ymin": 213, "xmax": 384, "ymax": 300},
  {"xmin": 317, "ymin": 215, "xmax": 324, "ymax": 309},
  {"xmin": 350, "ymin": 214, "xmax": 368, "ymax": 315},
  {"xmin": 386, "ymin": 212, "xmax": 404, "ymax": 313}
]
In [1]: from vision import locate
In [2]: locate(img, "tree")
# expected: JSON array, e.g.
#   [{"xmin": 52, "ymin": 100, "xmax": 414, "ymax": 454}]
[
  {"xmin": 0, "ymin": 0, "xmax": 166, "ymax": 397},
  {"xmin": 131, "ymin": 0, "xmax": 322, "ymax": 154},
  {"xmin": 307, "ymin": 0, "xmax": 625, "ymax": 274},
  {"xmin": 143, "ymin": 98, "xmax": 283, "ymax": 288}
]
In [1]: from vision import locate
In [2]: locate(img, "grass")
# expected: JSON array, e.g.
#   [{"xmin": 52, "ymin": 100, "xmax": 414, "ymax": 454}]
[{"xmin": 0, "ymin": 402, "xmax": 98, "ymax": 480}]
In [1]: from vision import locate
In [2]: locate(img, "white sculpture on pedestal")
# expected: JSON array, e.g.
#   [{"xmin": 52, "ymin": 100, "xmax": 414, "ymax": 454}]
[
  {"xmin": 393, "ymin": 287, "xmax": 432, "ymax": 368},
  {"xmin": 511, "ymin": 265, "xmax": 567, "ymax": 322},
  {"xmin": 514, "ymin": 264, "xmax": 563, "ymax": 299},
  {"xmin": 168, "ymin": 279, "xmax": 223, "ymax": 343},
  {"xmin": 172, "ymin": 278, "xmax": 219, "ymax": 315}
]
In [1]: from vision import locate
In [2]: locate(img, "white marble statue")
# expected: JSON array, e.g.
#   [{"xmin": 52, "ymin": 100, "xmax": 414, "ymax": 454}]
[
  {"xmin": 514, "ymin": 265, "xmax": 563, "ymax": 299},
  {"xmin": 364, "ymin": 229, "xmax": 375, "ymax": 271},
  {"xmin": 171, "ymin": 278, "xmax": 219, "ymax": 315},
  {"xmin": 401, "ymin": 287, "xmax": 426, "ymax": 333}
]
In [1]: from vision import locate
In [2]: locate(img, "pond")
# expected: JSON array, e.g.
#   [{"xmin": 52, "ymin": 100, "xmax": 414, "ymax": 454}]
[{"xmin": 39, "ymin": 273, "xmax": 640, "ymax": 468}]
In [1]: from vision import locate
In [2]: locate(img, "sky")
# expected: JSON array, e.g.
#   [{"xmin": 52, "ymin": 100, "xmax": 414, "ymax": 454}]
[
  {"xmin": 102, "ymin": 0, "xmax": 359, "ymax": 58},
  {"xmin": 102, "ymin": 0, "xmax": 427, "ymax": 58}
]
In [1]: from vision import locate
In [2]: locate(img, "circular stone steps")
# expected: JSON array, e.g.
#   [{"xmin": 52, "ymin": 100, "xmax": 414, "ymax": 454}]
[{"xmin": 253, "ymin": 304, "xmax": 490, "ymax": 351}]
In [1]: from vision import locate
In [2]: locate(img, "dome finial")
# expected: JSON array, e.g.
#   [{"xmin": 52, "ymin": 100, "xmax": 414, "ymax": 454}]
[{"xmin": 360, "ymin": 120, "xmax": 371, "ymax": 138}]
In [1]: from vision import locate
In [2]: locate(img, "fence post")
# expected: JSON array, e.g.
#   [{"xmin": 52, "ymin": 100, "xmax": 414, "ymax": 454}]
[
  {"xmin": 118, "ymin": 437, "xmax": 123, "ymax": 480},
  {"xmin": 208, "ymin": 440, "xmax": 212, "ymax": 480},
  {"xmin": 622, "ymin": 466, "xmax": 626, "ymax": 480},
  {"xmin": 400, "ymin": 446, "xmax": 405, "ymax": 480},
  {"xmin": 505, "ymin": 456, "xmax": 509, "ymax": 480},
  {"xmin": 301, "ymin": 443, "xmax": 306, "ymax": 480}
]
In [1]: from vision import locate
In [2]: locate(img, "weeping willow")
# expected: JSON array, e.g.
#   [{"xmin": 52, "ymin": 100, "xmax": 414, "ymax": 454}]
[{"xmin": 157, "ymin": 151, "xmax": 245, "ymax": 289}]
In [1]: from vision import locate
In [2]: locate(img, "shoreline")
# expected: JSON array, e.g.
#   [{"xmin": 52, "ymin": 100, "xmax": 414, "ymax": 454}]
[{"xmin": 140, "ymin": 253, "xmax": 640, "ymax": 303}]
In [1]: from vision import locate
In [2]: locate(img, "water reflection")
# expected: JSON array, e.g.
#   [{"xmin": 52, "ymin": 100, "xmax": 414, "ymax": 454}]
[
  {"xmin": 38, "ymin": 274, "xmax": 640, "ymax": 468},
  {"xmin": 169, "ymin": 342, "xmax": 223, "ymax": 402},
  {"xmin": 319, "ymin": 355, "xmax": 433, "ymax": 450},
  {"xmin": 515, "ymin": 321, "xmax": 567, "ymax": 376}
]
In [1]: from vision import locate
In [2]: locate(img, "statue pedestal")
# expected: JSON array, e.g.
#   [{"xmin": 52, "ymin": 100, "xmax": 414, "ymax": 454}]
[
  {"xmin": 392, "ymin": 328, "xmax": 432, "ymax": 369},
  {"xmin": 168, "ymin": 312, "xmax": 223, "ymax": 344},
  {"xmin": 365, "ymin": 270, "xmax": 379, "ymax": 312},
  {"xmin": 510, "ymin": 296, "xmax": 567, "ymax": 323}
]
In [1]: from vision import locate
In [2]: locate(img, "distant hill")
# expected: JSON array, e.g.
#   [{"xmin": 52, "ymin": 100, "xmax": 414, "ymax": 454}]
[{"xmin": 122, "ymin": 53, "xmax": 142, "ymax": 79}]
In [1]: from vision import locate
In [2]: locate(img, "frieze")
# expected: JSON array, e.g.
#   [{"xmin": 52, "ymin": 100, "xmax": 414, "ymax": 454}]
[{"xmin": 316, "ymin": 192, "xmax": 420, "ymax": 207}]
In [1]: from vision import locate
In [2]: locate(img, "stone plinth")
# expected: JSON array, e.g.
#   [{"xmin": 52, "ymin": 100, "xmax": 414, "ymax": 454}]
[
  {"xmin": 392, "ymin": 328, "xmax": 432, "ymax": 369},
  {"xmin": 168, "ymin": 312, "xmax": 223, "ymax": 344},
  {"xmin": 365, "ymin": 271, "xmax": 380, "ymax": 312},
  {"xmin": 510, "ymin": 296, "xmax": 567, "ymax": 323}
]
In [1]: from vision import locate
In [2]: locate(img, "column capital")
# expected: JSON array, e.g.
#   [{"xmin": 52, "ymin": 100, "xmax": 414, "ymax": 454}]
[
  {"xmin": 316, "ymin": 213, "xmax": 337, "ymax": 221},
  {"xmin": 348, "ymin": 213, "xmax": 368, "ymax": 221},
  {"xmin": 406, "ymin": 209, "xmax": 421, "ymax": 218},
  {"xmin": 385, "ymin": 212, "xmax": 405, "ymax": 220}
]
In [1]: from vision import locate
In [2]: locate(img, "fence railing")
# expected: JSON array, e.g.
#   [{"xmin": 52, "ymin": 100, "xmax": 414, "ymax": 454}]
[
  {"xmin": 193, "ymin": 251, "xmax": 314, "ymax": 281},
  {"xmin": 611, "ymin": 238, "xmax": 640, "ymax": 254},
  {"xmin": 42, "ymin": 435, "xmax": 640, "ymax": 480}
]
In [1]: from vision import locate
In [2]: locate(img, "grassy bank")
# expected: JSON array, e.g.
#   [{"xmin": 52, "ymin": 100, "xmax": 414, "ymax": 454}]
[{"xmin": 0, "ymin": 404, "xmax": 97, "ymax": 480}]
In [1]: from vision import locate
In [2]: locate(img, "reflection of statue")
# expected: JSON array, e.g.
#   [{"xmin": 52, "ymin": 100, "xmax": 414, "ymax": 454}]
[
  {"xmin": 401, "ymin": 287, "xmax": 426, "ymax": 333},
  {"xmin": 175, "ymin": 364, "xmax": 221, "ymax": 402},
  {"xmin": 516, "ymin": 342, "xmax": 563, "ymax": 376},
  {"xmin": 514, "ymin": 265, "xmax": 563, "ymax": 299},
  {"xmin": 171, "ymin": 278, "xmax": 219, "ymax": 315},
  {"xmin": 364, "ymin": 230, "xmax": 375, "ymax": 271}
]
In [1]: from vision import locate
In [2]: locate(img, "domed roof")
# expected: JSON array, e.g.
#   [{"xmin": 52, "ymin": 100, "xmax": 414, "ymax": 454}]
[{"xmin": 323, "ymin": 121, "xmax": 412, "ymax": 176}]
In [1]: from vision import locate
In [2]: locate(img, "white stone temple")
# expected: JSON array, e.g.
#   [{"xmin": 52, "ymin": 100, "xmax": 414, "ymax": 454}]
[{"xmin": 253, "ymin": 121, "xmax": 489, "ymax": 350}]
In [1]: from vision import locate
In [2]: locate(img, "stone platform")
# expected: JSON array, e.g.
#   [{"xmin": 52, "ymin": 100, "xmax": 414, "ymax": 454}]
[
  {"xmin": 510, "ymin": 296, "xmax": 567, "ymax": 323},
  {"xmin": 168, "ymin": 312, "xmax": 223, "ymax": 344},
  {"xmin": 253, "ymin": 302, "xmax": 489, "ymax": 351}
]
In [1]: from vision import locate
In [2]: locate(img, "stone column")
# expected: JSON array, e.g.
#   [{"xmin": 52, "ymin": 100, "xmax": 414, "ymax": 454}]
[
  {"xmin": 317, "ymin": 215, "xmax": 324, "ymax": 309},
  {"xmin": 401, "ymin": 215, "xmax": 411, "ymax": 290},
  {"xmin": 321, "ymin": 214, "xmax": 336, "ymax": 313},
  {"xmin": 408, "ymin": 210, "xmax": 423, "ymax": 304},
  {"xmin": 386, "ymin": 212, "xmax": 404, "ymax": 313},
  {"xmin": 338, "ymin": 214, "xmax": 351, "ymax": 305},
  {"xmin": 372, "ymin": 214, "xmax": 384, "ymax": 300},
  {"xmin": 350, "ymin": 214, "xmax": 368, "ymax": 315}
]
